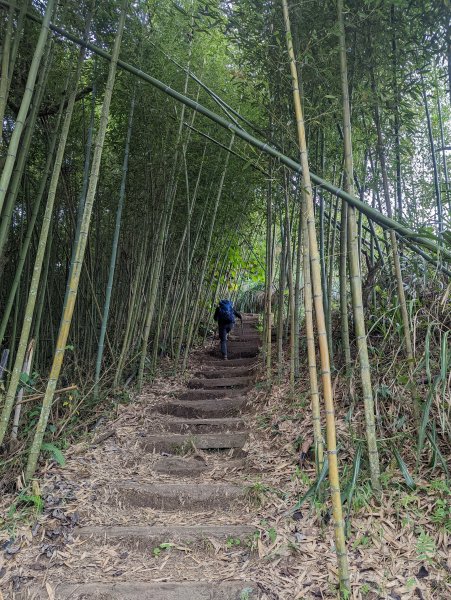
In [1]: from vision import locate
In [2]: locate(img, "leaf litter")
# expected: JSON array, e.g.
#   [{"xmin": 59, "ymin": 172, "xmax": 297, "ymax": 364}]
[{"xmin": 0, "ymin": 344, "xmax": 449, "ymax": 599}]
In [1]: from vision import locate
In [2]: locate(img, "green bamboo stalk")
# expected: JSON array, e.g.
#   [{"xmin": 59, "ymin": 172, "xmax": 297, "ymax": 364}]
[
  {"xmin": 94, "ymin": 92, "xmax": 135, "ymax": 398},
  {"xmin": 435, "ymin": 77, "xmax": 450, "ymax": 210},
  {"xmin": 265, "ymin": 157, "xmax": 273, "ymax": 380},
  {"xmin": 281, "ymin": 0, "xmax": 350, "ymax": 591},
  {"xmin": 372, "ymin": 69, "xmax": 414, "ymax": 361},
  {"xmin": 277, "ymin": 218, "xmax": 286, "ymax": 377},
  {"xmin": 0, "ymin": 39, "xmax": 87, "ymax": 447},
  {"xmin": 293, "ymin": 197, "xmax": 302, "ymax": 379},
  {"xmin": 181, "ymin": 136, "xmax": 234, "ymax": 371},
  {"xmin": 338, "ymin": 0, "xmax": 380, "ymax": 490},
  {"xmin": 283, "ymin": 175, "xmax": 295, "ymax": 388},
  {"xmin": 339, "ymin": 198, "xmax": 351, "ymax": 374},
  {"xmin": 421, "ymin": 72, "xmax": 443, "ymax": 236},
  {"xmin": 114, "ymin": 241, "xmax": 146, "ymax": 387},
  {"xmin": 302, "ymin": 194, "xmax": 324, "ymax": 471},
  {"xmin": 33, "ymin": 223, "xmax": 53, "ymax": 365},
  {"xmin": 0, "ymin": 36, "xmax": 53, "ymax": 270},
  {"xmin": 0, "ymin": 99, "xmax": 64, "ymax": 344},
  {"xmin": 24, "ymin": 1, "xmax": 127, "ymax": 481},
  {"xmin": 0, "ymin": 0, "xmax": 54, "ymax": 217},
  {"xmin": 5, "ymin": 0, "xmax": 26, "ymax": 102},
  {"xmin": 11, "ymin": 338, "xmax": 34, "ymax": 440},
  {"xmin": 0, "ymin": 4, "xmax": 13, "ymax": 133},
  {"xmin": 3, "ymin": 0, "xmax": 450, "ymax": 263}
]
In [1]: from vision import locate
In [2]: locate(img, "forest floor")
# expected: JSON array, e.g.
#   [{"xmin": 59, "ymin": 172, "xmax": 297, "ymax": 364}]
[{"xmin": 0, "ymin": 315, "xmax": 450, "ymax": 599}]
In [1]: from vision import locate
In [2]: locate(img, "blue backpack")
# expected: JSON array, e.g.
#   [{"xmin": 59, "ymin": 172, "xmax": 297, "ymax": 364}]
[{"xmin": 217, "ymin": 299, "xmax": 235, "ymax": 324}]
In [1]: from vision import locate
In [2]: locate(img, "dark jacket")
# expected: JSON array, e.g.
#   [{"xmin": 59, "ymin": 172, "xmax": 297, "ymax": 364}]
[{"xmin": 214, "ymin": 306, "xmax": 242, "ymax": 323}]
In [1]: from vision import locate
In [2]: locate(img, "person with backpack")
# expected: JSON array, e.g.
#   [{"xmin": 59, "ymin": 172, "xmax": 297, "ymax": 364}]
[{"xmin": 213, "ymin": 299, "xmax": 242, "ymax": 360}]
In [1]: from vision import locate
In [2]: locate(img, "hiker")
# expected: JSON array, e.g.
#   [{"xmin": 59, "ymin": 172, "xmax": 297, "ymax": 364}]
[{"xmin": 213, "ymin": 299, "xmax": 242, "ymax": 360}]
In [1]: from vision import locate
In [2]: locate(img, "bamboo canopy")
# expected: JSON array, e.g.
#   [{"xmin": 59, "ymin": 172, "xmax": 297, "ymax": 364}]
[{"xmin": 1, "ymin": 0, "xmax": 449, "ymax": 265}]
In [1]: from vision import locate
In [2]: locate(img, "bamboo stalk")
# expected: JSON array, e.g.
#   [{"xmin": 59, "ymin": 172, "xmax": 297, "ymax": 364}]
[
  {"xmin": 0, "ymin": 35, "xmax": 53, "ymax": 270},
  {"xmin": 12, "ymin": 385, "xmax": 77, "ymax": 406},
  {"xmin": 283, "ymin": 174, "xmax": 295, "ymax": 388},
  {"xmin": 281, "ymin": 0, "xmax": 350, "ymax": 591},
  {"xmin": 94, "ymin": 92, "xmax": 135, "ymax": 398},
  {"xmin": 0, "ymin": 37, "xmax": 87, "ymax": 447},
  {"xmin": 372, "ymin": 68, "xmax": 414, "ymax": 361},
  {"xmin": 24, "ymin": 0, "xmax": 127, "ymax": 481},
  {"xmin": 0, "ymin": 98, "xmax": 64, "ymax": 344},
  {"xmin": 0, "ymin": 4, "xmax": 13, "ymax": 133},
  {"xmin": 302, "ymin": 196, "xmax": 324, "ymax": 471},
  {"xmin": 11, "ymin": 339, "xmax": 34, "ymax": 439},
  {"xmin": 0, "ymin": 0, "xmax": 54, "ymax": 217},
  {"xmin": 337, "ymin": 0, "xmax": 380, "ymax": 491}
]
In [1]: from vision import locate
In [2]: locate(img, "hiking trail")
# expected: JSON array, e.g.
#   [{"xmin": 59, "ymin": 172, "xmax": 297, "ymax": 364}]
[
  {"xmin": 2, "ymin": 314, "xmax": 443, "ymax": 600},
  {"xmin": 7, "ymin": 315, "xmax": 273, "ymax": 599}
]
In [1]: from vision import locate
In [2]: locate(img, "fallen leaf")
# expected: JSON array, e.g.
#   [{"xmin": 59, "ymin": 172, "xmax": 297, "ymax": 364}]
[{"xmin": 46, "ymin": 582, "xmax": 55, "ymax": 600}]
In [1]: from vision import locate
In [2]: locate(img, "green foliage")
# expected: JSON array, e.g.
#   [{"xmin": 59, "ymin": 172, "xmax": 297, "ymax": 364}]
[
  {"xmin": 41, "ymin": 443, "xmax": 66, "ymax": 466},
  {"xmin": 392, "ymin": 446, "xmax": 416, "ymax": 490},
  {"xmin": 152, "ymin": 542, "xmax": 174, "ymax": 557},
  {"xmin": 430, "ymin": 499, "xmax": 451, "ymax": 532},
  {"xmin": 7, "ymin": 485, "xmax": 44, "ymax": 523},
  {"xmin": 352, "ymin": 534, "xmax": 372, "ymax": 550},
  {"xmin": 288, "ymin": 457, "xmax": 329, "ymax": 513},
  {"xmin": 240, "ymin": 588, "xmax": 255, "ymax": 600},
  {"xmin": 18, "ymin": 371, "xmax": 39, "ymax": 392},
  {"xmin": 415, "ymin": 528, "xmax": 436, "ymax": 562}
]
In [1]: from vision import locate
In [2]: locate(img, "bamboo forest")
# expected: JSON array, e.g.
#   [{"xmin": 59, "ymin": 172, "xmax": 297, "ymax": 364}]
[{"xmin": 0, "ymin": 0, "xmax": 450, "ymax": 598}]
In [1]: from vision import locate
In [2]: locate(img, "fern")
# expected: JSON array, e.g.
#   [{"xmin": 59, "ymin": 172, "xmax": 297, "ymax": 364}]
[
  {"xmin": 416, "ymin": 529, "xmax": 436, "ymax": 562},
  {"xmin": 41, "ymin": 442, "xmax": 65, "ymax": 466}
]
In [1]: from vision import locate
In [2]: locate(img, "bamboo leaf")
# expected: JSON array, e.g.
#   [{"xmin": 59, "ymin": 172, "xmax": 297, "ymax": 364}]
[
  {"xmin": 417, "ymin": 378, "xmax": 439, "ymax": 462},
  {"xmin": 392, "ymin": 445, "xmax": 416, "ymax": 490},
  {"xmin": 425, "ymin": 324, "xmax": 432, "ymax": 383},
  {"xmin": 287, "ymin": 457, "xmax": 329, "ymax": 514},
  {"xmin": 426, "ymin": 430, "xmax": 450, "ymax": 479},
  {"xmin": 343, "ymin": 444, "xmax": 362, "ymax": 536},
  {"xmin": 440, "ymin": 331, "xmax": 449, "ymax": 400}
]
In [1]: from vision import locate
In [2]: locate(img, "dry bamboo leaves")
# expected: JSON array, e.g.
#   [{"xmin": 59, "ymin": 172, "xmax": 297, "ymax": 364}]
[{"xmin": 0, "ymin": 352, "xmax": 450, "ymax": 599}]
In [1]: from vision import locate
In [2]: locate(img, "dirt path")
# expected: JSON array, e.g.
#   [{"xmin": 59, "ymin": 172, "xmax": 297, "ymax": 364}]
[
  {"xmin": 3, "ymin": 316, "xmax": 270, "ymax": 599},
  {"xmin": 1, "ymin": 315, "xmax": 448, "ymax": 599}
]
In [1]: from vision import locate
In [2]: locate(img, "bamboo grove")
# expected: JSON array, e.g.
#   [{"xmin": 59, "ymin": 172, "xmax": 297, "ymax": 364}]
[{"xmin": 0, "ymin": 0, "xmax": 450, "ymax": 593}]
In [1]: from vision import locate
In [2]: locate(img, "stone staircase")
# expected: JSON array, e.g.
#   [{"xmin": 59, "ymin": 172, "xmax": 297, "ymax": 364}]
[{"xmin": 21, "ymin": 314, "xmax": 263, "ymax": 599}]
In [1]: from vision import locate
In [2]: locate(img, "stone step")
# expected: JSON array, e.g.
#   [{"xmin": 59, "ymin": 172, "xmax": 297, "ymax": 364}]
[
  {"xmin": 153, "ymin": 456, "xmax": 245, "ymax": 476},
  {"xmin": 188, "ymin": 376, "xmax": 251, "ymax": 389},
  {"xmin": 157, "ymin": 417, "xmax": 246, "ymax": 434},
  {"xmin": 198, "ymin": 356, "xmax": 257, "ymax": 367},
  {"xmin": 230, "ymin": 329, "xmax": 259, "ymax": 336},
  {"xmin": 209, "ymin": 347, "xmax": 259, "ymax": 359},
  {"xmin": 194, "ymin": 367, "xmax": 255, "ymax": 379},
  {"xmin": 22, "ymin": 581, "xmax": 260, "ymax": 599},
  {"xmin": 76, "ymin": 524, "xmax": 256, "ymax": 549},
  {"xmin": 154, "ymin": 456, "xmax": 209, "ymax": 475},
  {"xmin": 179, "ymin": 388, "xmax": 249, "ymax": 401},
  {"xmin": 140, "ymin": 432, "xmax": 249, "ymax": 453},
  {"xmin": 227, "ymin": 341, "xmax": 260, "ymax": 351},
  {"xmin": 113, "ymin": 481, "xmax": 244, "ymax": 510},
  {"xmin": 158, "ymin": 397, "xmax": 247, "ymax": 419}
]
